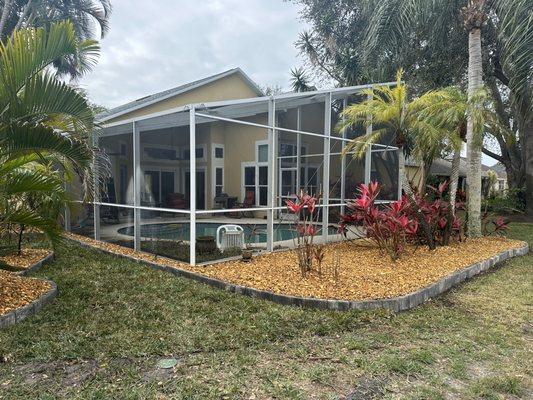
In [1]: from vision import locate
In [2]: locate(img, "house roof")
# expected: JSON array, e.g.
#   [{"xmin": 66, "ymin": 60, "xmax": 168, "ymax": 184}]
[
  {"xmin": 96, "ymin": 68, "xmax": 264, "ymax": 122},
  {"xmin": 407, "ymin": 157, "xmax": 489, "ymax": 177}
]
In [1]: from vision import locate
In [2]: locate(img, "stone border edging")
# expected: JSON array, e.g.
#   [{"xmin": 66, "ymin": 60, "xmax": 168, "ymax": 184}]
[
  {"xmin": 0, "ymin": 280, "xmax": 57, "ymax": 329},
  {"xmin": 67, "ymin": 236, "xmax": 529, "ymax": 312},
  {"xmin": 14, "ymin": 251, "xmax": 54, "ymax": 276}
]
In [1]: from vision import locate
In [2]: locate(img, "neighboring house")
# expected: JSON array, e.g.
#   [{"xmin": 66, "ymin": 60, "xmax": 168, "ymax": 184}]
[
  {"xmin": 406, "ymin": 157, "xmax": 490, "ymax": 195},
  {"xmin": 487, "ymin": 163, "xmax": 508, "ymax": 194}
]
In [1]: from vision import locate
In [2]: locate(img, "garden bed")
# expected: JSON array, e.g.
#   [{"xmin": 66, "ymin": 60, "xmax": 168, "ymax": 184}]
[
  {"xmin": 66, "ymin": 233, "xmax": 527, "ymax": 309},
  {"xmin": 0, "ymin": 248, "xmax": 53, "ymax": 274},
  {"xmin": 0, "ymin": 271, "xmax": 53, "ymax": 316}
]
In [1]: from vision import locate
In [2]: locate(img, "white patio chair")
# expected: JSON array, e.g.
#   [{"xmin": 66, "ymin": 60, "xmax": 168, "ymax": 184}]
[{"xmin": 216, "ymin": 224, "xmax": 245, "ymax": 251}]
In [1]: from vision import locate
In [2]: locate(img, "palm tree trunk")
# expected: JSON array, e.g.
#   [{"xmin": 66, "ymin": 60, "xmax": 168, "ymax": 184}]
[
  {"xmin": 0, "ymin": 0, "xmax": 14, "ymax": 38},
  {"xmin": 465, "ymin": 26, "xmax": 484, "ymax": 237},
  {"xmin": 449, "ymin": 149, "xmax": 461, "ymax": 214},
  {"xmin": 418, "ymin": 160, "xmax": 426, "ymax": 195},
  {"xmin": 525, "ymin": 122, "xmax": 533, "ymax": 215},
  {"xmin": 398, "ymin": 150, "xmax": 413, "ymax": 197}
]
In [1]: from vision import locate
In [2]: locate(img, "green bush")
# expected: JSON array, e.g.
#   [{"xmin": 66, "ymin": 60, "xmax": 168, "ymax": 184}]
[{"xmin": 483, "ymin": 188, "xmax": 525, "ymax": 214}]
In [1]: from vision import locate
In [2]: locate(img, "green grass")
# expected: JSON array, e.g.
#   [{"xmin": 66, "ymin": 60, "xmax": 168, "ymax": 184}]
[{"xmin": 0, "ymin": 224, "xmax": 532, "ymax": 399}]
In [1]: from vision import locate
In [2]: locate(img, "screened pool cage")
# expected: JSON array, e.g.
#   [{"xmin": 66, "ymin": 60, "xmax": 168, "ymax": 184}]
[{"xmin": 66, "ymin": 83, "xmax": 400, "ymax": 265}]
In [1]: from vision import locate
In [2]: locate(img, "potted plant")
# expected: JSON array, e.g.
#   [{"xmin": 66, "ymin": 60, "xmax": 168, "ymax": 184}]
[{"xmin": 242, "ymin": 225, "xmax": 260, "ymax": 262}]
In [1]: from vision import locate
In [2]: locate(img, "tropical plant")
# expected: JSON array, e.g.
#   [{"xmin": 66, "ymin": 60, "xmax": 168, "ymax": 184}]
[
  {"xmin": 286, "ymin": 190, "xmax": 321, "ymax": 277},
  {"xmin": 340, "ymin": 182, "xmax": 419, "ymax": 261},
  {"xmin": 291, "ymin": 0, "xmax": 532, "ymax": 216},
  {"xmin": 413, "ymin": 86, "xmax": 493, "ymax": 214},
  {"xmin": 337, "ymin": 69, "xmax": 445, "ymax": 196},
  {"xmin": 361, "ymin": 0, "xmax": 532, "ymax": 234},
  {"xmin": 0, "ymin": 21, "xmax": 102, "ymax": 248},
  {"xmin": 290, "ymin": 67, "xmax": 316, "ymax": 92},
  {"xmin": 0, "ymin": 0, "xmax": 111, "ymax": 78}
]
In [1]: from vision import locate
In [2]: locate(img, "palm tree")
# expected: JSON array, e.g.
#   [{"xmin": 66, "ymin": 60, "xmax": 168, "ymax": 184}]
[
  {"xmin": 0, "ymin": 0, "xmax": 111, "ymax": 78},
  {"xmin": 338, "ymin": 70, "xmax": 443, "ymax": 196},
  {"xmin": 0, "ymin": 21, "xmax": 102, "ymax": 246},
  {"xmin": 362, "ymin": 0, "xmax": 532, "ymax": 236}
]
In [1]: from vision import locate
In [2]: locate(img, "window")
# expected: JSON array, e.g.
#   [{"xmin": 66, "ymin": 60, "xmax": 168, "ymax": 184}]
[
  {"xmin": 244, "ymin": 166, "xmax": 256, "ymax": 205},
  {"xmin": 241, "ymin": 141, "xmax": 270, "ymax": 206},
  {"xmin": 214, "ymin": 146, "xmax": 224, "ymax": 159},
  {"xmin": 257, "ymin": 143, "xmax": 268, "ymax": 162},
  {"xmin": 182, "ymin": 145, "xmax": 206, "ymax": 161},
  {"xmin": 143, "ymin": 146, "xmax": 177, "ymax": 161},
  {"xmin": 142, "ymin": 170, "xmax": 175, "ymax": 205},
  {"xmin": 215, "ymin": 167, "xmax": 224, "ymax": 196}
]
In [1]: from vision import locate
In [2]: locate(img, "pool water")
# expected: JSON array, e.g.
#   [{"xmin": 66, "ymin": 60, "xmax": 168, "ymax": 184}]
[{"xmin": 118, "ymin": 222, "xmax": 338, "ymax": 243}]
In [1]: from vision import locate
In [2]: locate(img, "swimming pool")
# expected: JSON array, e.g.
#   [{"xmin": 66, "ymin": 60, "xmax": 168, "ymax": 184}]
[{"xmin": 117, "ymin": 222, "xmax": 338, "ymax": 243}]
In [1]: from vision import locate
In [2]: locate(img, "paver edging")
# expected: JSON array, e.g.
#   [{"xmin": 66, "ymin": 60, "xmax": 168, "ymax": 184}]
[
  {"xmin": 66, "ymin": 236, "xmax": 529, "ymax": 312},
  {"xmin": 0, "ymin": 280, "xmax": 57, "ymax": 330},
  {"xmin": 14, "ymin": 251, "xmax": 54, "ymax": 276}
]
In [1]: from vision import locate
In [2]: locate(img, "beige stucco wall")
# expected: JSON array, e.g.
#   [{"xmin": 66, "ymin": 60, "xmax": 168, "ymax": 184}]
[{"xmin": 104, "ymin": 73, "xmax": 259, "ymax": 125}]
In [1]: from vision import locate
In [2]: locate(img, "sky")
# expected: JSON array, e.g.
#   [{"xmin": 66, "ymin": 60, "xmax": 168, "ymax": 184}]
[
  {"xmin": 79, "ymin": 0, "xmax": 308, "ymax": 109},
  {"xmin": 79, "ymin": 0, "xmax": 497, "ymax": 166}
]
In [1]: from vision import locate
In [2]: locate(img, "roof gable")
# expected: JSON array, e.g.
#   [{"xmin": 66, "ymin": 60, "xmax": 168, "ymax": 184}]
[{"xmin": 97, "ymin": 68, "xmax": 263, "ymax": 123}]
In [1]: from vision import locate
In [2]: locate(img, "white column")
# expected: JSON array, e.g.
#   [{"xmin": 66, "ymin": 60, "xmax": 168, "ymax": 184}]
[
  {"xmin": 340, "ymin": 98, "xmax": 347, "ymax": 214},
  {"xmin": 189, "ymin": 107, "xmax": 197, "ymax": 265},
  {"xmin": 133, "ymin": 121, "xmax": 141, "ymax": 251},
  {"xmin": 266, "ymin": 98, "xmax": 276, "ymax": 252},
  {"xmin": 93, "ymin": 132, "xmax": 100, "ymax": 240},
  {"xmin": 322, "ymin": 93, "xmax": 332, "ymax": 242},
  {"xmin": 296, "ymin": 107, "xmax": 301, "ymax": 194},
  {"xmin": 364, "ymin": 93, "xmax": 373, "ymax": 185}
]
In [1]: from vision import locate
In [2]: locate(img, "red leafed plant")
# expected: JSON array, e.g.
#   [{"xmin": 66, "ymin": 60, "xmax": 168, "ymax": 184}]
[
  {"xmin": 340, "ymin": 182, "xmax": 419, "ymax": 261},
  {"xmin": 411, "ymin": 181, "xmax": 465, "ymax": 246},
  {"xmin": 286, "ymin": 190, "xmax": 321, "ymax": 277},
  {"xmin": 482, "ymin": 213, "xmax": 509, "ymax": 236}
]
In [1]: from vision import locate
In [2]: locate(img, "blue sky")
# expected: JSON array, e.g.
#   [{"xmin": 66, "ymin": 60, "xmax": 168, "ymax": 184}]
[{"xmin": 80, "ymin": 0, "xmax": 308, "ymax": 108}]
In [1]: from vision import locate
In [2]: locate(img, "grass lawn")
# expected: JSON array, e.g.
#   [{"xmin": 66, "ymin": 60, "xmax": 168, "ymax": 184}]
[{"xmin": 0, "ymin": 225, "xmax": 531, "ymax": 399}]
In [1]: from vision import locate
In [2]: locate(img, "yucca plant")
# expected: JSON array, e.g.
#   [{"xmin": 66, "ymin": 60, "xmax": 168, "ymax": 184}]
[{"xmin": 0, "ymin": 21, "xmax": 103, "ymax": 250}]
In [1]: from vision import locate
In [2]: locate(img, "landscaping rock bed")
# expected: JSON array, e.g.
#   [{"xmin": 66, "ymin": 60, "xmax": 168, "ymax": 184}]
[
  {"xmin": 66, "ymin": 233, "xmax": 528, "ymax": 311},
  {"xmin": 0, "ymin": 272, "xmax": 57, "ymax": 329},
  {"xmin": 0, "ymin": 249, "xmax": 54, "ymax": 275}
]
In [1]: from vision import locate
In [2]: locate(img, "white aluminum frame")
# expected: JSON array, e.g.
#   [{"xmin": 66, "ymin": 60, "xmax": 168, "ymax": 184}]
[{"xmin": 85, "ymin": 82, "xmax": 399, "ymax": 266}]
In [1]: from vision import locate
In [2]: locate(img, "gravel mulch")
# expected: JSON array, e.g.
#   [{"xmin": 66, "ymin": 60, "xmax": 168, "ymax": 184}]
[
  {"xmin": 0, "ymin": 248, "xmax": 51, "ymax": 272},
  {"xmin": 67, "ymin": 232, "xmax": 525, "ymax": 302},
  {"xmin": 0, "ymin": 271, "xmax": 52, "ymax": 315}
]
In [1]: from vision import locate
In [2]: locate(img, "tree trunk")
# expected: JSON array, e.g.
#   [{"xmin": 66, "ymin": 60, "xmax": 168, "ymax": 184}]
[
  {"xmin": 0, "ymin": 0, "xmax": 13, "ymax": 38},
  {"xmin": 449, "ymin": 149, "xmax": 461, "ymax": 214},
  {"xmin": 525, "ymin": 122, "xmax": 533, "ymax": 215},
  {"xmin": 466, "ymin": 26, "xmax": 484, "ymax": 237},
  {"xmin": 398, "ymin": 150, "xmax": 413, "ymax": 197}
]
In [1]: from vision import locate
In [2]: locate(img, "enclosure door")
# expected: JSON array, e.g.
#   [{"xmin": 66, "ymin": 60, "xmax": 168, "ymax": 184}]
[{"xmin": 185, "ymin": 170, "xmax": 206, "ymax": 210}]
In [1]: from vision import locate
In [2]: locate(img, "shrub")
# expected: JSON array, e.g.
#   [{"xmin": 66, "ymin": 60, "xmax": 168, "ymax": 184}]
[
  {"xmin": 340, "ymin": 182, "xmax": 419, "ymax": 261},
  {"xmin": 286, "ymin": 191, "xmax": 321, "ymax": 277}
]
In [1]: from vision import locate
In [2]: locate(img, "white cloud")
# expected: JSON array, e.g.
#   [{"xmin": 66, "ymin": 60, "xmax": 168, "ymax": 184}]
[{"xmin": 79, "ymin": 0, "xmax": 308, "ymax": 108}]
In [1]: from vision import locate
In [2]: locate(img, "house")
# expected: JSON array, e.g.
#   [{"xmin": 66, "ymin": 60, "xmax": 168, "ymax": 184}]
[
  {"xmin": 69, "ymin": 68, "xmax": 399, "ymax": 265},
  {"xmin": 487, "ymin": 163, "xmax": 508, "ymax": 194},
  {"xmin": 406, "ymin": 157, "xmax": 491, "ymax": 195}
]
